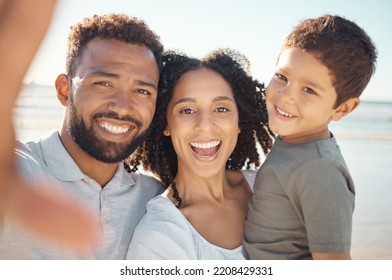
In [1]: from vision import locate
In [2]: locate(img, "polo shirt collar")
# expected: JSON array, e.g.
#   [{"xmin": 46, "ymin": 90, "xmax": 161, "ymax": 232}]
[{"xmin": 39, "ymin": 130, "xmax": 135, "ymax": 187}]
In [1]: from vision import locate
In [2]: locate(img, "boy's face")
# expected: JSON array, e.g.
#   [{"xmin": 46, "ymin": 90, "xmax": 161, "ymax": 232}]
[{"xmin": 266, "ymin": 47, "xmax": 340, "ymax": 143}]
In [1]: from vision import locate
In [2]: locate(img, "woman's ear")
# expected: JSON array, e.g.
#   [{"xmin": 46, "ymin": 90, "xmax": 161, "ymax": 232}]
[
  {"xmin": 332, "ymin": 97, "xmax": 360, "ymax": 121},
  {"xmin": 55, "ymin": 74, "xmax": 71, "ymax": 106},
  {"xmin": 163, "ymin": 127, "xmax": 171, "ymax": 136}
]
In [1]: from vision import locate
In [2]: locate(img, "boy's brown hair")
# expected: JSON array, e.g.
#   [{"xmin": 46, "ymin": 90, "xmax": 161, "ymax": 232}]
[{"xmin": 282, "ymin": 15, "xmax": 377, "ymax": 108}]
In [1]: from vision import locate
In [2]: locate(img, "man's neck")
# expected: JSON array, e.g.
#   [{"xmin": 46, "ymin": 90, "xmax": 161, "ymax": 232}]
[{"xmin": 58, "ymin": 129, "xmax": 119, "ymax": 188}]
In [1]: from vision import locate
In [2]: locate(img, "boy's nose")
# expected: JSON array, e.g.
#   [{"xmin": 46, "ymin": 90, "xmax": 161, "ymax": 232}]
[{"xmin": 278, "ymin": 86, "xmax": 296, "ymax": 103}]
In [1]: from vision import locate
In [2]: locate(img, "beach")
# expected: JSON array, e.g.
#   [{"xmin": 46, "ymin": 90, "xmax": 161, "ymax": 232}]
[
  {"xmin": 13, "ymin": 84, "xmax": 392, "ymax": 260},
  {"xmin": 335, "ymin": 139, "xmax": 392, "ymax": 259}
]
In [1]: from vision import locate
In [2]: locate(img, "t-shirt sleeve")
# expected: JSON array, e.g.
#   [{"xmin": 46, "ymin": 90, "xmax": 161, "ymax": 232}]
[
  {"xmin": 296, "ymin": 161, "xmax": 355, "ymax": 253},
  {"xmin": 241, "ymin": 169, "xmax": 257, "ymax": 192},
  {"xmin": 126, "ymin": 198, "xmax": 198, "ymax": 260}
]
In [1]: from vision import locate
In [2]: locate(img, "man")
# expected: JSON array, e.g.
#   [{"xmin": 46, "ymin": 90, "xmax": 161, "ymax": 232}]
[{"xmin": 0, "ymin": 1, "xmax": 164, "ymax": 259}]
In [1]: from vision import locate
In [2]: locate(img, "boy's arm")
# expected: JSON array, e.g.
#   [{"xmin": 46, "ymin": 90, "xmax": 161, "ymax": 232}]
[
  {"xmin": 0, "ymin": 0, "xmax": 98, "ymax": 249},
  {"xmin": 298, "ymin": 161, "xmax": 355, "ymax": 259}
]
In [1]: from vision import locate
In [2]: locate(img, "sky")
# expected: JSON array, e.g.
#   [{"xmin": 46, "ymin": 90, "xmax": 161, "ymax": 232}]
[{"xmin": 25, "ymin": 0, "xmax": 392, "ymax": 102}]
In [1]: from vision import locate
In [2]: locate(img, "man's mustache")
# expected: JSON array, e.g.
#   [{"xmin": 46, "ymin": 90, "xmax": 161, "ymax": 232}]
[{"xmin": 92, "ymin": 112, "xmax": 142, "ymax": 128}]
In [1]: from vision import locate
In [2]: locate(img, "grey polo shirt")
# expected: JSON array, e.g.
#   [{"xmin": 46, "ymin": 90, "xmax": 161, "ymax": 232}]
[{"xmin": 0, "ymin": 131, "xmax": 163, "ymax": 259}]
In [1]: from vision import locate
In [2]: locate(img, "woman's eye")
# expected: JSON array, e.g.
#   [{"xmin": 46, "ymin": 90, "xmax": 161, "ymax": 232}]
[
  {"xmin": 180, "ymin": 108, "xmax": 195, "ymax": 114},
  {"xmin": 215, "ymin": 106, "xmax": 229, "ymax": 113}
]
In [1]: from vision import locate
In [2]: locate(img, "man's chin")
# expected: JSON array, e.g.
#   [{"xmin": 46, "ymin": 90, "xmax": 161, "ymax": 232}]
[
  {"xmin": 86, "ymin": 145, "xmax": 130, "ymax": 163},
  {"xmin": 87, "ymin": 138, "xmax": 144, "ymax": 163}
]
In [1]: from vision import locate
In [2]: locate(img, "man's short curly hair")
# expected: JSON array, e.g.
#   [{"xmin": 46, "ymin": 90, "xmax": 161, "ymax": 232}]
[
  {"xmin": 125, "ymin": 49, "xmax": 274, "ymax": 188},
  {"xmin": 66, "ymin": 13, "xmax": 163, "ymax": 77}
]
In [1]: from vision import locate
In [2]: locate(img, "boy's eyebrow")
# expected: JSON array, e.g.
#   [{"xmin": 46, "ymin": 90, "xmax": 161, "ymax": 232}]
[{"xmin": 303, "ymin": 79, "xmax": 326, "ymax": 92}]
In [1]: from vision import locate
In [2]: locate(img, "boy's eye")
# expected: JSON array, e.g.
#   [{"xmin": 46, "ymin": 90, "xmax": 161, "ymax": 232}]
[
  {"xmin": 276, "ymin": 73, "xmax": 287, "ymax": 82},
  {"xmin": 304, "ymin": 87, "xmax": 316, "ymax": 95}
]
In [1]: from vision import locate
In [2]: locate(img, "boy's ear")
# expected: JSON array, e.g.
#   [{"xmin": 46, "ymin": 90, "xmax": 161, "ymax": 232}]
[
  {"xmin": 55, "ymin": 74, "xmax": 71, "ymax": 106},
  {"xmin": 332, "ymin": 97, "xmax": 360, "ymax": 121}
]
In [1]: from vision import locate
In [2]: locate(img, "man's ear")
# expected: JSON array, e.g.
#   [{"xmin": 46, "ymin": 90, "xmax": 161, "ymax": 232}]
[
  {"xmin": 332, "ymin": 97, "xmax": 360, "ymax": 121},
  {"xmin": 55, "ymin": 74, "xmax": 71, "ymax": 106}
]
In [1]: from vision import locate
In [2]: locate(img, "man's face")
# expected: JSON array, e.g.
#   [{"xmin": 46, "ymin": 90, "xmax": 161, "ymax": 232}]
[{"xmin": 65, "ymin": 39, "xmax": 159, "ymax": 163}]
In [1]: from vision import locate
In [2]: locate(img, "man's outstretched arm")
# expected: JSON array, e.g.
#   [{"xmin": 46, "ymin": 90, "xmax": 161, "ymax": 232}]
[{"xmin": 0, "ymin": 0, "xmax": 99, "ymax": 250}]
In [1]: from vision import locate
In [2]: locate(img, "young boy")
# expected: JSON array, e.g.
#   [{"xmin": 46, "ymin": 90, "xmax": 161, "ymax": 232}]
[{"xmin": 244, "ymin": 15, "xmax": 377, "ymax": 260}]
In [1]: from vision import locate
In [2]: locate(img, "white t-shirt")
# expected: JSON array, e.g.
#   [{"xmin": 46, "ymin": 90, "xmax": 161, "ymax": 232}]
[{"xmin": 126, "ymin": 170, "xmax": 256, "ymax": 260}]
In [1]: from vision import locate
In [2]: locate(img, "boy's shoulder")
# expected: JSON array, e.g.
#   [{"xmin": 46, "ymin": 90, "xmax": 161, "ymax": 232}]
[
  {"xmin": 264, "ymin": 136, "xmax": 348, "ymax": 177},
  {"xmin": 272, "ymin": 136, "xmax": 342, "ymax": 161}
]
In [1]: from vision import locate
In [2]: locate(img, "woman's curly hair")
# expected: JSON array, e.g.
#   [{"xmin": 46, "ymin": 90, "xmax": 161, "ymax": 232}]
[{"xmin": 125, "ymin": 49, "xmax": 274, "ymax": 189}]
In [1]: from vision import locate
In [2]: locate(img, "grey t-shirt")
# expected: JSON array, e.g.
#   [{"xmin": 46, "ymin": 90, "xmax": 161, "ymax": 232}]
[
  {"xmin": 0, "ymin": 131, "xmax": 163, "ymax": 259},
  {"xmin": 244, "ymin": 136, "xmax": 355, "ymax": 259}
]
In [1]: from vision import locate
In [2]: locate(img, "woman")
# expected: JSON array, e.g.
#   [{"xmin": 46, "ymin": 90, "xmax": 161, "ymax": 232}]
[{"xmin": 125, "ymin": 49, "xmax": 274, "ymax": 259}]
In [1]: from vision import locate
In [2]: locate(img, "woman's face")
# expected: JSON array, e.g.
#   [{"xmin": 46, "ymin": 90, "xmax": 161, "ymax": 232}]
[{"xmin": 164, "ymin": 68, "xmax": 240, "ymax": 178}]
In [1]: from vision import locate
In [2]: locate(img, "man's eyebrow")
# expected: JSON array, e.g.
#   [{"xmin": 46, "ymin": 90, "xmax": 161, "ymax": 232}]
[
  {"xmin": 86, "ymin": 70, "xmax": 157, "ymax": 90},
  {"xmin": 136, "ymin": 80, "xmax": 157, "ymax": 91},
  {"xmin": 87, "ymin": 69, "xmax": 119, "ymax": 78}
]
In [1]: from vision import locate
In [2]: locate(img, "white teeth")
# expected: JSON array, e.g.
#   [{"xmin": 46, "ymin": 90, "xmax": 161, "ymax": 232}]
[
  {"xmin": 190, "ymin": 140, "xmax": 220, "ymax": 149},
  {"xmin": 276, "ymin": 107, "xmax": 294, "ymax": 117},
  {"xmin": 100, "ymin": 122, "xmax": 129, "ymax": 134}
]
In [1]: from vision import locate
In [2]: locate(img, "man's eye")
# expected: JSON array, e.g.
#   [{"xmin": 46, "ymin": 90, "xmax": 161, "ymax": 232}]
[
  {"xmin": 94, "ymin": 81, "xmax": 110, "ymax": 86},
  {"xmin": 137, "ymin": 89, "xmax": 151, "ymax": 95}
]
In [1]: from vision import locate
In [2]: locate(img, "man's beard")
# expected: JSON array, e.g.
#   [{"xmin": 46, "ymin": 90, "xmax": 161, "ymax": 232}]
[{"xmin": 66, "ymin": 99, "xmax": 149, "ymax": 163}]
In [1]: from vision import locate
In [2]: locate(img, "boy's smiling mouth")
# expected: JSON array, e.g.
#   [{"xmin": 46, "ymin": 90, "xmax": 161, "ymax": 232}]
[{"xmin": 276, "ymin": 106, "xmax": 296, "ymax": 118}]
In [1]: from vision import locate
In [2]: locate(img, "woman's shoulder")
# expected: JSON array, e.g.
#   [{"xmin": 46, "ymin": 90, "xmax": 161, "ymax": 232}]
[{"xmin": 226, "ymin": 169, "xmax": 256, "ymax": 192}]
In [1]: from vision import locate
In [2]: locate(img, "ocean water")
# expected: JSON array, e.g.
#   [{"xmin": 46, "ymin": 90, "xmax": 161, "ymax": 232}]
[
  {"xmin": 12, "ymin": 84, "xmax": 392, "ymax": 259},
  {"xmin": 14, "ymin": 84, "xmax": 392, "ymax": 142},
  {"xmin": 330, "ymin": 100, "xmax": 392, "ymax": 141}
]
